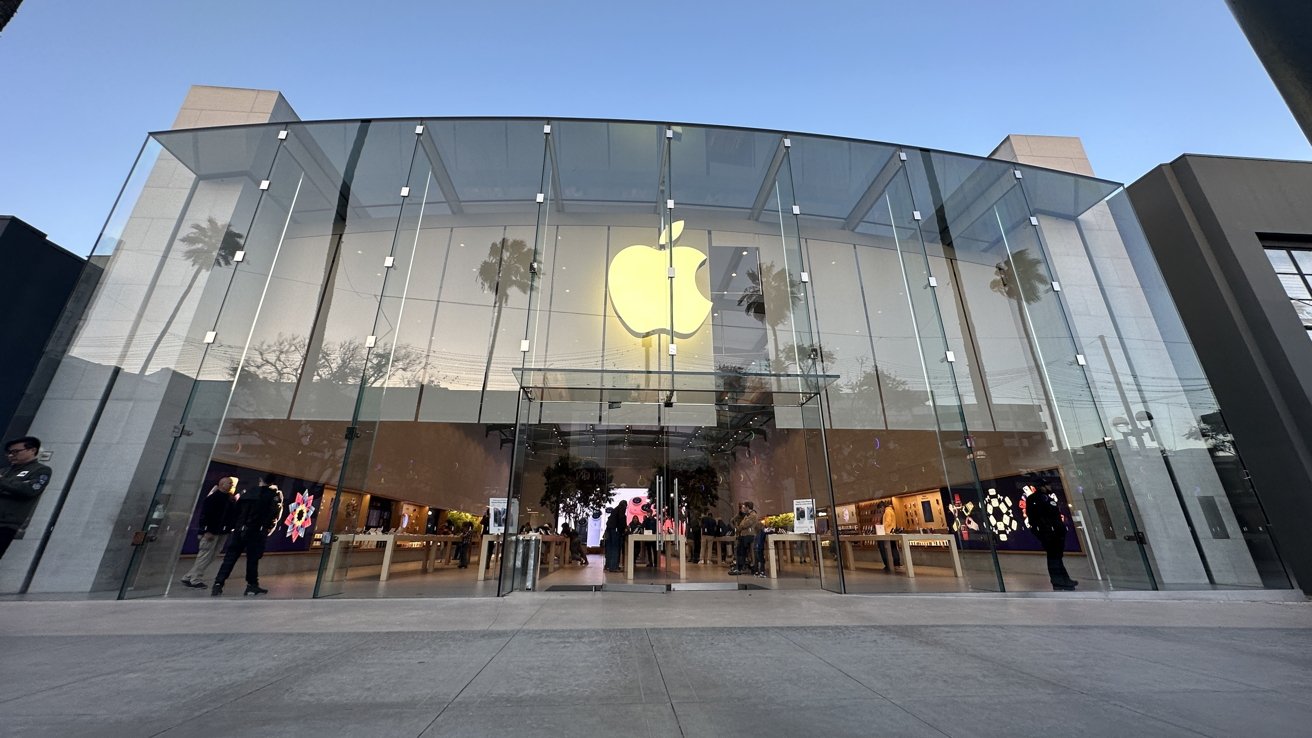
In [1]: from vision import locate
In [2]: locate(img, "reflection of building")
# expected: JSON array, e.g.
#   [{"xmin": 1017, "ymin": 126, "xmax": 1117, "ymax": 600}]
[
  {"xmin": 1129, "ymin": 154, "xmax": 1312, "ymax": 592},
  {"xmin": 0, "ymin": 86, "xmax": 1294, "ymax": 598}
]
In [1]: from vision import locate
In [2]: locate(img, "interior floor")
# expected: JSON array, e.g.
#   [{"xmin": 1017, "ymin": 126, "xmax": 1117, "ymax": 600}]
[{"xmin": 168, "ymin": 548, "xmax": 1114, "ymax": 599}]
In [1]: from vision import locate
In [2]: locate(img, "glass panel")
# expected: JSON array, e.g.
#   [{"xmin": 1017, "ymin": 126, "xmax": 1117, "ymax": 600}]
[
  {"xmin": 1096, "ymin": 192, "xmax": 1290, "ymax": 588},
  {"xmin": 1294, "ymin": 299, "xmax": 1312, "ymax": 328},
  {"xmin": 315, "ymin": 120, "xmax": 427, "ymax": 595},
  {"xmin": 114, "ymin": 124, "xmax": 290, "ymax": 597},
  {"xmin": 908, "ymin": 152, "xmax": 1154, "ymax": 592},
  {"xmin": 886, "ymin": 163, "xmax": 999, "ymax": 593},
  {"xmin": 1265, "ymin": 249, "xmax": 1296, "ymax": 273},
  {"xmin": 496, "ymin": 121, "xmax": 552, "ymax": 593},
  {"xmin": 1278, "ymin": 274, "xmax": 1311, "ymax": 299},
  {"xmin": 1291, "ymin": 249, "xmax": 1312, "ymax": 274},
  {"xmin": 790, "ymin": 134, "xmax": 994, "ymax": 593}
]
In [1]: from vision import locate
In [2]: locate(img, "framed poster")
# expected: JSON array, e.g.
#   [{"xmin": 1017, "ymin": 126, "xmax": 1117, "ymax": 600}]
[
  {"xmin": 488, "ymin": 497, "xmax": 508, "ymax": 534},
  {"xmin": 793, "ymin": 499, "xmax": 816, "ymax": 533}
]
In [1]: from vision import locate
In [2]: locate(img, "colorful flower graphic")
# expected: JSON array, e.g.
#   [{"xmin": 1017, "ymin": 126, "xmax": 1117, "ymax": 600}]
[{"xmin": 283, "ymin": 491, "xmax": 316, "ymax": 542}]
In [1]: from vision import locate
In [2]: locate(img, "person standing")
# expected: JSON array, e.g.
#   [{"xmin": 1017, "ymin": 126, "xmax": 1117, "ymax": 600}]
[
  {"xmin": 688, "ymin": 509, "xmax": 702, "ymax": 565},
  {"xmin": 179, "ymin": 476, "xmax": 237, "ymax": 588},
  {"xmin": 455, "ymin": 521, "xmax": 474, "ymax": 569},
  {"xmin": 878, "ymin": 501, "xmax": 901, "ymax": 571},
  {"xmin": 1025, "ymin": 483, "xmax": 1077, "ymax": 591},
  {"xmin": 0, "ymin": 436, "xmax": 52, "ymax": 561},
  {"xmin": 698, "ymin": 511, "xmax": 716, "ymax": 564},
  {"xmin": 729, "ymin": 501, "xmax": 760, "ymax": 576},
  {"xmin": 603, "ymin": 500, "xmax": 627, "ymax": 572},
  {"xmin": 212, "ymin": 476, "xmax": 282, "ymax": 597}
]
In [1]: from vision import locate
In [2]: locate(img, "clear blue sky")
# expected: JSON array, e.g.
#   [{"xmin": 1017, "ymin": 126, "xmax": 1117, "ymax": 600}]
[{"xmin": 1, "ymin": 0, "xmax": 1308, "ymax": 255}]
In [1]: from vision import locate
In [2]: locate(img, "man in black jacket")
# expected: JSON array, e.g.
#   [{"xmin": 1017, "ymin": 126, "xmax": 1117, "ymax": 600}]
[
  {"xmin": 212, "ymin": 476, "xmax": 283, "ymax": 597},
  {"xmin": 179, "ymin": 476, "xmax": 237, "ymax": 589},
  {"xmin": 1025, "ymin": 482, "xmax": 1078, "ymax": 591},
  {"xmin": 0, "ymin": 436, "xmax": 52, "ymax": 561}
]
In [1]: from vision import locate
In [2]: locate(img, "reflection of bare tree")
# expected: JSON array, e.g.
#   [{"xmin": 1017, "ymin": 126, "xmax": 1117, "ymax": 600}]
[
  {"xmin": 771, "ymin": 342, "xmax": 834, "ymax": 374},
  {"xmin": 142, "ymin": 218, "xmax": 244, "ymax": 371},
  {"xmin": 841, "ymin": 363, "xmax": 925, "ymax": 421},
  {"xmin": 1186, "ymin": 421, "xmax": 1237, "ymax": 456},
  {"xmin": 234, "ymin": 333, "xmax": 427, "ymax": 388},
  {"xmin": 738, "ymin": 263, "xmax": 805, "ymax": 359}
]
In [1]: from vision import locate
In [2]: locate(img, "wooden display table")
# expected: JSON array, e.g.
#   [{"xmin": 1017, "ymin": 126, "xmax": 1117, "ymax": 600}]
[
  {"xmin": 325, "ymin": 533, "xmax": 455, "ymax": 582},
  {"xmin": 476, "ymin": 534, "xmax": 504, "ymax": 581},
  {"xmin": 702, "ymin": 535, "xmax": 735, "ymax": 564},
  {"xmin": 839, "ymin": 533, "xmax": 963, "ymax": 579},
  {"xmin": 538, "ymin": 535, "xmax": 569, "ymax": 574},
  {"xmin": 625, "ymin": 533, "xmax": 686, "ymax": 581},
  {"xmin": 764, "ymin": 533, "xmax": 821, "ymax": 579}
]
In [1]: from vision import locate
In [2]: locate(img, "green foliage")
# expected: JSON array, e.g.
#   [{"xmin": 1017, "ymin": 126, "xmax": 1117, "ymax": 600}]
[
  {"xmin": 540, "ymin": 455, "xmax": 614, "ymax": 522},
  {"xmin": 446, "ymin": 509, "xmax": 480, "ymax": 531},
  {"xmin": 648, "ymin": 458, "xmax": 721, "ymax": 519},
  {"xmin": 762, "ymin": 513, "xmax": 795, "ymax": 530}
]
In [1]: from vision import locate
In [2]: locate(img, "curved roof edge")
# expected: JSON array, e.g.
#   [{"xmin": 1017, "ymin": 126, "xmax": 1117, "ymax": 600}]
[{"xmin": 150, "ymin": 115, "xmax": 1126, "ymax": 188}]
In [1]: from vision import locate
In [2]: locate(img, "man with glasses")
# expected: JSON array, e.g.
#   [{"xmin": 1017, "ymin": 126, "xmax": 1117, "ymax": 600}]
[{"xmin": 0, "ymin": 436, "xmax": 52, "ymax": 561}]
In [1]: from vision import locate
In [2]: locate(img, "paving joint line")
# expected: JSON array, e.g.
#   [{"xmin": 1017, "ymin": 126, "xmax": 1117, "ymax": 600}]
[
  {"xmin": 644, "ymin": 628, "xmax": 686, "ymax": 737},
  {"xmin": 772, "ymin": 627, "xmax": 953, "ymax": 738}
]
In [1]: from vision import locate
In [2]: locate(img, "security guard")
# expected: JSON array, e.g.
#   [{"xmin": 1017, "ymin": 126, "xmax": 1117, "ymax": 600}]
[{"xmin": 0, "ymin": 436, "xmax": 53, "ymax": 561}]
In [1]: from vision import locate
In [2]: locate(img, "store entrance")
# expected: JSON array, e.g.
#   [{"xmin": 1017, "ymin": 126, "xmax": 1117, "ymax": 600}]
[{"xmin": 496, "ymin": 367, "xmax": 841, "ymax": 593}]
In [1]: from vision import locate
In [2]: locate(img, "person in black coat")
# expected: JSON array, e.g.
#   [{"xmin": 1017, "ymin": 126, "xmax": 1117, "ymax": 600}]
[
  {"xmin": 1025, "ymin": 483, "xmax": 1077, "ymax": 591},
  {"xmin": 212, "ymin": 476, "xmax": 283, "ymax": 597},
  {"xmin": 180, "ymin": 476, "xmax": 237, "ymax": 588},
  {"xmin": 603, "ymin": 500, "xmax": 628, "ymax": 572},
  {"xmin": 0, "ymin": 436, "xmax": 52, "ymax": 561}
]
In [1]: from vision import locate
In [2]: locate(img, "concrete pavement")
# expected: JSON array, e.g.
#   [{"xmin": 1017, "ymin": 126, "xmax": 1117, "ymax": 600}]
[{"xmin": 3, "ymin": 590, "xmax": 1311, "ymax": 737}]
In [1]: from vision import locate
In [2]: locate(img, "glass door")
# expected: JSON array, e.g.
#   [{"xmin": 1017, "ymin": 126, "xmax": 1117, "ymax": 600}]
[{"xmin": 505, "ymin": 368, "xmax": 837, "ymax": 593}]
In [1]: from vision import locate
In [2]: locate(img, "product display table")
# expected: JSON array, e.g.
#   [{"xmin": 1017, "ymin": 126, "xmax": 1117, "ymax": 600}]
[
  {"xmin": 538, "ymin": 535, "xmax": 569, "ymax": 573},
  {"xmin": 703, "ymin": 535, "xmax": 735, "ymax": 564},
  {"xmin": 476, "ymin": 534, "xmax": 504, "ymax": 581},
  {"xmin": 764, "ymin": 533, "xmax": 821, "ymax": 579},
  {"xmin": 625, "ymin": 533, "xmax": 687, "ymax": 581},
  {"xmin": 839, "ymin": 533, "xmax": 963, "ymax": 579},
  {"xmin": 325, "ymin": 533, "xmax": 457, "ymax": 582}
]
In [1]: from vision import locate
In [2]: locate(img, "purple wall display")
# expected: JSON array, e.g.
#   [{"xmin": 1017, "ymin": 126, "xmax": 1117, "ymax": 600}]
[
  {"xmin": 179, "ymin": 461, "xmax": 325, "ymax": 555},
  {"xmin": 941, "ymin": 472, "xmax": 1080, "ymax": 553}
]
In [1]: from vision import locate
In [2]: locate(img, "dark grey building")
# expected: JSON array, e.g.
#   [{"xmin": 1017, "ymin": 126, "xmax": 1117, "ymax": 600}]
[
  {"xmin": 1228, "ymin": 0, "xmax": 1312, "ymax": 145},
  {"xmin": 0, "ymin": 216, "xmax": 86, "ymax": 440},
  {"xmin": 1128, "ymin": 154, "xmax": 1312, "ymax": 592}
]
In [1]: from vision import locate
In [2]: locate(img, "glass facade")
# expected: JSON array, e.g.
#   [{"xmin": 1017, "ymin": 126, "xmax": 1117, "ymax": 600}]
[{"xmin": 5, "ymin": 119, "xmax": 1290, "ymax": 597}]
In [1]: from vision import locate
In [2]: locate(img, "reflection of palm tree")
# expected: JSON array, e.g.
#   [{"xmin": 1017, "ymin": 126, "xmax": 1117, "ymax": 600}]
[
  {"xmin": 989, "ymin": 248, "xmax": 1048, "ymax": 304},
  {"xmin": 737, "ymin": 263, "xmax": 804, "ymax": 363},
  {"xmin": 991, "ymin": 248, "xmax": 1064, "ymax": 446},
  {"xmin": 141, "ymin": 218, "xmax": 244, "ymax": 372},
  {"xmin": 476, "ymin": 238, "xmax": 533, "ymax": 306},
  {"xmin": 990, "ymin": 249, "xmax": 1050, "ymax": 363}
]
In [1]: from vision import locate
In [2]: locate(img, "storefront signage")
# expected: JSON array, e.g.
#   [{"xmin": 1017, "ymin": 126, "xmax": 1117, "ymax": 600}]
[{"xmin": 608, "ymin": 220, "xmax": 712, "ymax": 337}]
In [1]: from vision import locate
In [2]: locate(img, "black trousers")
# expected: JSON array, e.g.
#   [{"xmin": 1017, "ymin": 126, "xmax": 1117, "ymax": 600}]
[
  {"xmin": 734, "ymin": 535, "xmax": 754, "ymax": 571},
  {"xmin": 1041, "ymin": 533, "xmax": 1071, "ymax": 585},
  {"xmin": 0, "ymin": 526, "xmax": 17, "ymax": 560},
  {"xmin": 215, "ymin": 528, "xmax": 267, "ymax": 587}
]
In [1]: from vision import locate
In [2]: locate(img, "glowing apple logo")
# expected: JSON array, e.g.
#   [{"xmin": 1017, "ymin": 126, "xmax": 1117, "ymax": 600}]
[{"xmin": 608, "ymin": 221, "xmax": 712, "ymax": 337}]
